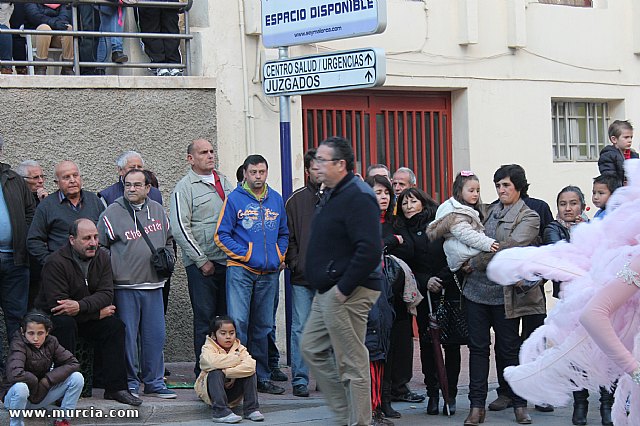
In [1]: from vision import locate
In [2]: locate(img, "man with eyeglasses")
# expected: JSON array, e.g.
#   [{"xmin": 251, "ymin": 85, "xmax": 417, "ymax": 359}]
[
  {"xmin": 16, "ymin": 160, "xmax": 49, "ymax": 204},
  {"xmin": 97, "ymin": 169, "xmax": 176, "ymax": 400},
  {"xmin": 16, "ymin": 160, "xmax": 49, "ymax": 308},
  {"xmin": 27, "ymin": 160, "xmax": 104, "ymax": 266},
  {"xmin": 301, "ymin": 136, "xmax": 383, "ymax": 426},
  {"xmin": 0, "ymin": 136, "xmax": 36, "ymax": 370}
]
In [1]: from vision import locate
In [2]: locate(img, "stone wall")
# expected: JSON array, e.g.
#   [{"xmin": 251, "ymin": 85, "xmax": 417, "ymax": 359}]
[{"xmin": 0, "ymin": 86, "xmax": 217, "ymax": 362}]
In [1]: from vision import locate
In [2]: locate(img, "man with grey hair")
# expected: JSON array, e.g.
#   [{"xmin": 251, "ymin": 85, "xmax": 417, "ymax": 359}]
[
  {"xmin": 392, "ymin": 167, "xmax": 417, "ymax": 196},
  {"xmin": 16, "ymin": 160, "xmax": 49, "ymax": 307},
  {"xmin": 0, "ymin": 135, "xmax": 36, "ymax": 368},
  {"xmin": 27, "ymin": 160, "xmax": 104, "ymax": 266},
  {"xmin": 98, "ymin": 151, "xmax": 162, "ymax": 206},
  {"xmin": 16, "ymin": 160, "xmax": 49, "ymax": 204}
]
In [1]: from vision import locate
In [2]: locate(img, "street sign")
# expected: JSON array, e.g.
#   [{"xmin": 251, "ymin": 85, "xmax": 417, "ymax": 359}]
[
  {"xmin": 261, "ymin": 0, "xmax": 387, "ymax": 48},
  {"xmin": 263, "ymin": 48, "xmax": 385, "ymax": 97}
]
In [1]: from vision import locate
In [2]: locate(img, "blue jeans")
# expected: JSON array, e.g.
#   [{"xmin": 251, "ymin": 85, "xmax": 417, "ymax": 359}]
[
  {"xmin": 186, "ymin": 262, "xmax": 227, "ymax": 377},
  {"xmin": 267, "ymin": 288, "xmax": 280, "ymax": 371},
  {"xmin": 226, "ymin": 266, "xmax": 279, "ymax": 383},
  {"xmin": 5, "ymin": 372, "xmax": 84, "ymax": 426},
  {"xmin": 0, "ymin": 24, "xmax": 11, "ymax": 64},
  {"xmin": 291, "ymin": 284, "xmax": 315, "ymax": 386},
  {"xmin": 97, "ymin": 5, "xmax": 124, "ymax": 63},
  {"xmin": 0, "ymin": 252, "xmax": 29, "ymax": 360},
  {"xmin": 114, "ymin": 288, "xmax": 166, "ymax": 393}
]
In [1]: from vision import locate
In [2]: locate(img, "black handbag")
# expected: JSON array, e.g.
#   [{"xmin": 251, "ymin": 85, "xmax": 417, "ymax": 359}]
[
  {"xmin": 125, "ymin": 203, "xmax": 175, "ymax": 279},
  {"xmin": 435, "ymin": 273, "xmax": 469, "ymax": 345}
]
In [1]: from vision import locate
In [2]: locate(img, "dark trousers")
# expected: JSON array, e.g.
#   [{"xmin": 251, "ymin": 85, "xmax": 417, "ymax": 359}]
[
  {"xmin": 207, "ymin": 370, "xmax": 259, "ymax": 418},
  {"xmin": 383, "ymin": 317, "xmax": 414, "ymax": 396},
  {"xmin": 51, "ymin": 315, "xmax": 128, "ymax": 392},
  {"xmin": 0, "ymin": 253, "xmax": 29, "ymax": 369},
  {"xmin": 465, "ymin": 298, "xmax": 526, "ymax": 408},
  {"xmin": 77, "ymin": 5, "xmax": 98, "ymax": 74},
  {"xmin": 414, "ymin": 297, "xmax": 461, "ymax": 399},
  {"xmin": 267, "ymin": 286, "xmax": 280, "ymax": 371},
  {"xmin": 9, "ymin": 3, "xmax": 26, "ymax": 63},
  {"xmin": 186, "ymin": 262, "xmax": 227, "ymax": 377},
  {"xmin": 137, "ymin": 0, "xmax": 181, "ymax": 64}
]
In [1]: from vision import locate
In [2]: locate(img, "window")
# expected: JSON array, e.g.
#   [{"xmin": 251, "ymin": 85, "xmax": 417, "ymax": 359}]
[
  {"xmin": 538, "ymin": 0, "xmax": 592, "ymax": 6},
  {"xmin": 551, "ymin": 101, "xmax": 609, "ymax": 162}
]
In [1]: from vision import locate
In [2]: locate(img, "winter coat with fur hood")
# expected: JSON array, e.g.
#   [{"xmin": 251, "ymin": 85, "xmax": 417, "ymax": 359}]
[{"xmin": 427, "ymin": 197, "xmax": 495, "ymax": 272}]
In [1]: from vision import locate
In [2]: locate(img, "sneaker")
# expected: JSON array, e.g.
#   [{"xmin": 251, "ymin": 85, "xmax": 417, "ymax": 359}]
[
  {"xmin": 270, "ymin": 367, "xmax": 288, "ymax": 382},
  {"xmin": 257, "ymin": 381, "xmax": 285, "ymax": 395},
  {"xmin": 244, "ymin": 411, "xmax": 265, "ymax": 422},
  {"xmin": 391, "ymin": 391, "xmax": 425, "ymax": 403},
  {"xmin": 147, "ymin": 68, "xmax": 158, "ymax": 76},
  {"xmin": 157, "ymin": 68, "xmax": 171, "ymax": 76},
  {"xmin": 129, "ymin": 388, "xmax": 139, "ymax": 398},
  {"xmin": 292, "ymin": 384, "xmax": 309, "ymax": 397},
  {"xmin": 534, "ymin": 403, "xmax": 554, "ymax": 412},
  {"xmin": 111, "ymin": 51, "xmax": 129, "ymax": 63},
  {"xmin": 169, "ymin": 68, "xmax": 183, "ymax": 76},
  {"xmin": 212, "ymin": 413, "xmax": 242, "ymax": 423},
  {"xmin": 144, "ymin": 388, "xmax": 177, "ymax": 399}
]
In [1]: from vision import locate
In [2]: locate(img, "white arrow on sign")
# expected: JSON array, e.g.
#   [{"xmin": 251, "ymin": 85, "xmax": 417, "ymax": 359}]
[{"xmin": 263, "ymin": 48, "xmax": 386, "ymax": 97}]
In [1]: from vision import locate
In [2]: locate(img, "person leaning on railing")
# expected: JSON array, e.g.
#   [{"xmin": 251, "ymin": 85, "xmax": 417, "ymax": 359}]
[{"xmin": 24, "ymin": 3, "xmax": 74, "ymax": 75}]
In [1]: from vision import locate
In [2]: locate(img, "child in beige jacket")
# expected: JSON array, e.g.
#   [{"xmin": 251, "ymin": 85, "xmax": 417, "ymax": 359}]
[{"xmin": 195, "ymin": 316, "xmax": 264, "ymax": 424}]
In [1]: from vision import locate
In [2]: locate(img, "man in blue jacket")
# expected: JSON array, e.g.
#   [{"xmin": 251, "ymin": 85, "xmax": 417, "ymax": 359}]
[{"xmin": 215, "ymin": 154, "xmax": 288, "ymax": 395}]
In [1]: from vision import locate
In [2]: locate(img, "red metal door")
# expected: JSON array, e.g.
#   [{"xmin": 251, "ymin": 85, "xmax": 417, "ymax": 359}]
[{"xmin": 302, "ymin": 91, "xmax": 453, "ymax": 202}]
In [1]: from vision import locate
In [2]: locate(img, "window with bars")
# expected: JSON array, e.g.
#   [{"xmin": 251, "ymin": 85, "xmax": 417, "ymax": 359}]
[
  {"xmin": 302, "ymin": 91, "xmax": 453, "ymax": 202},
  {"xmin": 551, "ymin": 100, "xmax": 609, "ymax": 162}
]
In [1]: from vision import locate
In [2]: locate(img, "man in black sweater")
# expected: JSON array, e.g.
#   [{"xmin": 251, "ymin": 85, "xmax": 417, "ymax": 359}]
[
  {"xmin": 27, "ymin": 161, "xmax": 104, "ymax": 266},
  {"xmin": 301, "ymin": 136, "xmax": 382, "ymax": 426}
]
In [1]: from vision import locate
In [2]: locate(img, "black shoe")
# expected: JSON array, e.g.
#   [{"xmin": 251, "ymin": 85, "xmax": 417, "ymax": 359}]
[
  {"xmin": 535, "ymin": 403, "xmax": 554, "ymax": 412},
  {"xmin": 293, "ymin": 384, "xmax": 309, "ymax": 397},
  {"xmin": 112, "ymin": 51, "xmax": 129, "ymax": 63},
  {"xmin": 270, "ymin": 367, "xmax": 288, "ymax": 382},
  {"xmin": 381, "ymin": 399, "xmax": 401, "ymax": 419},
  {"xmin": 444, "ymin": 399, "xmax": 456, "ymax": 415},
  {"xmin": 391, "ymin": 391, "xmax": 425, "ymax": 403},
  {"xmin": 426, "ymin": 396, "xmax": 439, "ymax": 415},
  {"xmin": 257, "ymin": 381, "xmax": 285, "ymax": 395},
  {"xmin": 572, "ymin": 403, "xmax": 588, "ymax": 425},
  {"xmin": 104, "ymin": 390, "xmax": 142, "ymax": 406}
]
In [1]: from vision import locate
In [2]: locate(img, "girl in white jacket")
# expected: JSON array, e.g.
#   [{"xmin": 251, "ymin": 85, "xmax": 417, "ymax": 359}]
[{"xmin": 427, "ymin": 171, "xmax": 499, "ymax": 271}]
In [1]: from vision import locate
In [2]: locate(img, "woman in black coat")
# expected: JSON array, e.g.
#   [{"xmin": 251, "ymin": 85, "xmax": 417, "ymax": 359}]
[{"xmin": 393, "ymin": 187, "xmax": 462, "ymax": 416}]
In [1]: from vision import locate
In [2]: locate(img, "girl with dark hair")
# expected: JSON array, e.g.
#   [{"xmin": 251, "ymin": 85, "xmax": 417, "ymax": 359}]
[
  {"xmin": 194, "ymin": 315, "xmax": 264, "ymax": 424},
  {"xmin": 0, "ymin": 310, "xmax": 83, "ymax": 426}
]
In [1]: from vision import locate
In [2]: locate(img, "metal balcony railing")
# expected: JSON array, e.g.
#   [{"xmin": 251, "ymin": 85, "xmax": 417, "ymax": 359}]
[{"xmin": 0, "ymin": 0, "xmax": 193, "ymax": 76}]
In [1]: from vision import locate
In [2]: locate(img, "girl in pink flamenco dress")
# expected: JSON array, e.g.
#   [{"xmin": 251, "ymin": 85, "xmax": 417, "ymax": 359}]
[{"xmin": 486, "ymin": 159, "xmax": 640, "ymax": 425}]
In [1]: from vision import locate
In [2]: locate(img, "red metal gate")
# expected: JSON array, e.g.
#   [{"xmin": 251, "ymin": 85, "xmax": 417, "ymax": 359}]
[{"xmin": 302, "ymin": 91, "xmax": 453, "ymax": 202}]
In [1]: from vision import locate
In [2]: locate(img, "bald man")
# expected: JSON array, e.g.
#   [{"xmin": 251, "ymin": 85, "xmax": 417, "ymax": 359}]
[{"xmin": 27, "ymin": 161, "xmax": 104, "ymax": 266}]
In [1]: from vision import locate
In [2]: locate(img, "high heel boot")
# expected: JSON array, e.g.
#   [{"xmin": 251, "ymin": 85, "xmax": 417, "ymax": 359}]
[
  {"xmin": 572, "ymin": 389, "xmax": 589, "ymax": 426},
  {"xmin": 599, "ymin": 387, "xmax": 614, "ymax": 426},
  {"xmin": 463, "ymin": 407, "xmax": 485, "ymax": 426}
]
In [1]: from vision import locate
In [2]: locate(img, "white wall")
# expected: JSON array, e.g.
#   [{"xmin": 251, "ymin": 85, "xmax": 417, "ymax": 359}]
[{"xmin": 200, "ymin": 0, "xmax": 640, "ymax": 212}]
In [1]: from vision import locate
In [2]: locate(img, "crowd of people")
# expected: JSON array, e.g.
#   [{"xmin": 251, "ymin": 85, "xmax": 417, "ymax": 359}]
[
  {"xmin": 0, "ymin": 1, "xmax": 183, "ymax": 76},
  {"xmin": 0, "ymin": 119, "xmax": 637, "ymax": 425}
]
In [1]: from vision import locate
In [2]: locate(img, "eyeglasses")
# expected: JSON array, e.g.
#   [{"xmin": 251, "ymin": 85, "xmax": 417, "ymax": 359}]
[
  {"xmin": 124, "ymin": 182, "xmax": 147, "ymax": 189},
  {"xmin": 314, "ymin": 157, "xmax": 341, "ymax": 164},
  {"xmin": 24, "ymin": 174, "xmax": 45, "ymax": 180}
]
